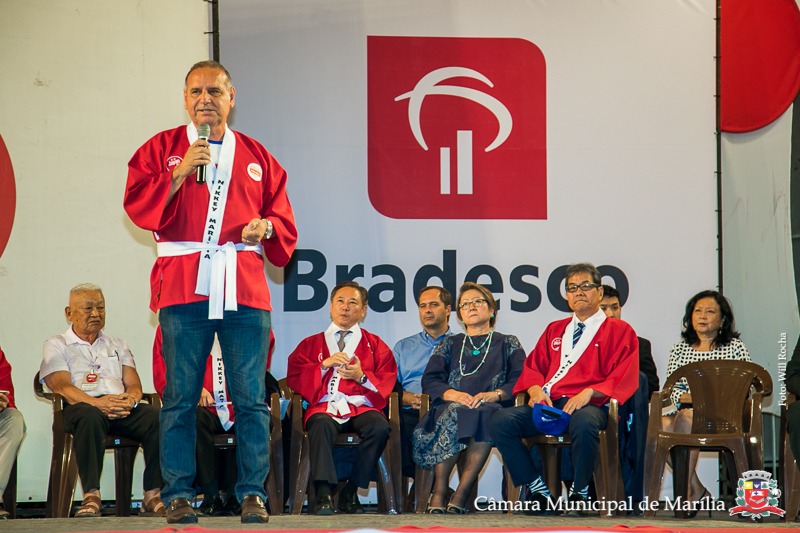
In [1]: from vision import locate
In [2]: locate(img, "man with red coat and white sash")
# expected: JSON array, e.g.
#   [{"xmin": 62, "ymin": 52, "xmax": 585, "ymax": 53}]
[
  {"xmin": 287, "ymin": 281, "xmax": 397, "ymax": 515},
  {"xmin": 490, "ymin": 263, "xmax": 639, "ymax": 515},
  {"xmin": 124, "ymin": 60, "xmax": 297, "ymax": 524}
]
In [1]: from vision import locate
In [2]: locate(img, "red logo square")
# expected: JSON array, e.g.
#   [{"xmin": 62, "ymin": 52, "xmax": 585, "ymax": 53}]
[{"xmin": 368, "ymin": 36, "xmax": 546, "ymax": 219}]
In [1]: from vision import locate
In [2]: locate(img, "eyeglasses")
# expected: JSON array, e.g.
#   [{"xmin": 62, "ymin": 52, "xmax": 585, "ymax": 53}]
[
  {"xmin": 565, "ymin": 282, "xmax": 599, "ymax": 293},
  {"xmin": 459, "ymin": 298, "xmax": 488, "ymax": 310}
]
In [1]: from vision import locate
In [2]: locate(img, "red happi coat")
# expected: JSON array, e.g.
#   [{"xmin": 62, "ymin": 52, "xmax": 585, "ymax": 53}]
[
  {"xmin": 515, "ymin": 316, "xmax": 640, "ymax": 406},
  {"xmin": 0, "ymin": 346, "xmax": 16, "ymax": 409},
  {"xmin": 124, "ymin": 125, "xmax": 297, "ymax": 312},
  {"xmin": 286, "ymin": 329, "xmax": 398, "ymax": 426}
]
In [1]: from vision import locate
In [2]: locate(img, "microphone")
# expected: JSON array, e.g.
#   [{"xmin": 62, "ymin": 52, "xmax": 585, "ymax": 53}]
[{"xmin": 196, "ymin": 123, "xmax": 211, "ymax": 184}]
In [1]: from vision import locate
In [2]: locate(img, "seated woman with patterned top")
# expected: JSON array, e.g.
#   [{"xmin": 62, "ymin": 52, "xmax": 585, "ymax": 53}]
[
  {"xmin": 412, "ymin": 282, "xmax": 525, "ymax": 514},
  {"xmin": 662, "ymin": 290, "xmax": 751, "ymax": 514}
]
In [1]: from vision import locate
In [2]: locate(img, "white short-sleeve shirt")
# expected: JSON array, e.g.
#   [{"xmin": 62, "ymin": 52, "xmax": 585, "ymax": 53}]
[{"xmin": 40, "ymin": 328, "xmax": 136, "ymax": 397}]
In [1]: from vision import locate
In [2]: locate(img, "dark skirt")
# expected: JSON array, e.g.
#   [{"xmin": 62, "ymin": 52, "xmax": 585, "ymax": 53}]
[{"xmin": 412, "ymin": 399, "xmax": 501, "ymax": 469}]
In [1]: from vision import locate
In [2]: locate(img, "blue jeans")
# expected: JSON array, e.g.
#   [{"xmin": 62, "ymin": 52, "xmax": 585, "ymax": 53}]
[{"xmin": 159, "ymin": 302, "xmax": 271, "ymax": 504}]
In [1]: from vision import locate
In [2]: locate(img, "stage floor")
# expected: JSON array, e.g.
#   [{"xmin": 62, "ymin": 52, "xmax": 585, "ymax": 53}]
[{"xmin": 0, "ymin": 511, "xmax": 793, "ymax": 533}]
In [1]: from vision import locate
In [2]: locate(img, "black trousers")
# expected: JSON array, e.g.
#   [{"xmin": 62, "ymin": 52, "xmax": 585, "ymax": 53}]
[
  {"xmin": 306, "ymin": 411, "xmax": 390, "ymax": 489},
  {"xmin": 195, "ymin": 406, "xmax": 236, "ymax": 492},
  {"xmin": 399, "ymin": 408, "xmax": 419, "ymax": 479},
  {"xmin": 787, "ymin": 401, "xmax": 800, "ymax": 464},
  {"xmin": 62, "ymin": 401, "xmax": 162, "ymax": 492}
]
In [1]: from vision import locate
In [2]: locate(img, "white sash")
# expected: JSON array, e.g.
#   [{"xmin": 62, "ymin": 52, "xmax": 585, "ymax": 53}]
[
  {"xmin": 210, "ymin": 335, "xmax": 233, "ymax": 430},
  {"xmin": 157, "ymin": 241, "xmax": 261, "ymax": 319},
  {"xmin": 543, "ymin": 313, "xmax": 606, "ymax": 396},
  {"xmin": 156, "ymin": 123, "xmax": 253, "ymax": 320},
  {"xmin": 320, "ymin": 323, "xmax": 369, "ymax": 418}
]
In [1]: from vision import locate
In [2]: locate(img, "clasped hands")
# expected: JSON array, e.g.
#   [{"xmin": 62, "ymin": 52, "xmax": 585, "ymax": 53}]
[
  {"xmin": 96, "ymin": 393, "xmax": 137, "ymax": 420},
  {"xmin": 403, "ymin": 391, "xmax": 422, "ymax": 410},
  {"xmin": 322, "ymin": 352, "xmax": 365, "ymax": 382},
  {"xmin": 446, "ymin": 389, "xmax": 498, "ymax": 409}
]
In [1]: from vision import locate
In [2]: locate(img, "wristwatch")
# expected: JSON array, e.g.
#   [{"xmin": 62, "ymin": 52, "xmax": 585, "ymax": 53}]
[
  {"xmin": 359, "ymin": 373, "xmax": 368, "ymax": 384},
  {"xmin": 261, "ymin": 219, "xmax": 273, "ymax": 240}
]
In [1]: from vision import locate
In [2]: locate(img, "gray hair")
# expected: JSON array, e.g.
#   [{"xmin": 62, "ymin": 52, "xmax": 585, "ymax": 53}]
[
  {"xmin": 564, "ymin": 263, "xmax": 601, "ymax": 285},
  {"xmin": 70, "ymin": 283, "xmax": 103, "ymax": 296},
  {"xmin": 185, "ymin": 60, "xmax": 233, "ymax": 89}
]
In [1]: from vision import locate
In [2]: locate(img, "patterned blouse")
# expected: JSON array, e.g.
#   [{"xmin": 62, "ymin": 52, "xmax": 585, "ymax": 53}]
[{"xmin": 664, "ymin": 338, "xmax": 751, "ymax": 412}]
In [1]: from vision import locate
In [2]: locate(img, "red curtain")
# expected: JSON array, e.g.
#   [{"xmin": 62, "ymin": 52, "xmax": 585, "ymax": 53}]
[{"xmin": 720, "ymin": 0, "xmax": 800, "ymax": 132}]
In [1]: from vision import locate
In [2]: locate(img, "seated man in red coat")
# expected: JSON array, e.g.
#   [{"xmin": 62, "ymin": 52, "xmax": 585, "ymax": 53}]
[
  {"xmin": 287, "ymin": 281, "xmax": 397, "ymax": 515},
  {"xmin": 490, "ymin": 263, "xmax": 639, "ymax": 515},
  {"xmin": 0, "ymin": 345, "xmax": 25, "ymax": 520}
]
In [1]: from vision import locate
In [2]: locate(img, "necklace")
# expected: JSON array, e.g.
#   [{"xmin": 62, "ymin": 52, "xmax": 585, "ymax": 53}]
[
  {"xmin": 459, "ymin": 331, "xmax": 493, "ymax": 377},
  {"xmin": 467, "ymin": 332, "xmax": 491, "ymax": 355}
]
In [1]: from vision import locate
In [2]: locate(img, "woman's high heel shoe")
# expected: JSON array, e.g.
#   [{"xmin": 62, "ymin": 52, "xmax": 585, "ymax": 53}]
[
  {"xmin": 687, "ymin": 488, "xmax": 712, "ymax": 518},
  {"xmin": 446, "ymin": 503, "xmax": 467, "ymax": 514}
]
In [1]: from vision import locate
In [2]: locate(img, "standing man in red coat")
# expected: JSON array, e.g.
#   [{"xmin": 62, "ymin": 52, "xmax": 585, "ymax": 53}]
[
  {"xmin": 287, "ymin": 281, "xmax": 397, "ymax": 515},
  {"xmin": 125, "ymin": 60, "xmax": 297, "ymax": 524},
  {"xmin": 490, "ymin": 263, "xmax": 639, "ymax": 515}
]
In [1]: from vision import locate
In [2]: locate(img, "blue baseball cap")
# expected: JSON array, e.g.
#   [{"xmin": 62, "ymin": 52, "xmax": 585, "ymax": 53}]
[{"xmin": 532, "ymin": 403, "xmax": 571, "ymax": 435}]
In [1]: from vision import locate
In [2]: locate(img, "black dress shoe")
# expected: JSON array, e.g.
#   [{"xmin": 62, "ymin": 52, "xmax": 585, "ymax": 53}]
[
  {"xmin": 197, "ymin": 495, "xmax": 225, "ymax": 517},
  {"xmin": 240, "ymin": 494, "xmax": 269, "ymax": 524},
  {"xmin": 311, "ymin": 495, "xmax": 335, "ymax": 516},
  {"xmin": 337, "ymin": 491, "xmax": 364, "ymax": 514},
  {"xmin": 219, "ymin": 494, "xmax": 241, "ymax": 516}
]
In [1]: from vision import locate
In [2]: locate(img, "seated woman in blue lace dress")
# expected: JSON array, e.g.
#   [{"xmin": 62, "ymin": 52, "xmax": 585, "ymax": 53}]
[
  {"xmin": 662, "ymin": 290, "xmax": 751, "ymax": 511},
  {"xmin": 412, "ymin": 282, "xmax": 525, "ymax": 514}
]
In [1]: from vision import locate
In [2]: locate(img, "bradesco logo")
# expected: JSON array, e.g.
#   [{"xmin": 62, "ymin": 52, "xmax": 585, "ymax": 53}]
[
  {"xmin": 0, "ymin": 134, "xmax": 16, "ymax": 259},
  {"xmin": 367, "ymin": 36, "xmax": 546, "ymax": 220}
]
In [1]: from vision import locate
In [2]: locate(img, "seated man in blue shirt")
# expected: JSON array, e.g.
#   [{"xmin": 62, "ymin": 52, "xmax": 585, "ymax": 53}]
[{"xmin": 392, "ymin": 286, "xmax": 453, "ymax": 480}]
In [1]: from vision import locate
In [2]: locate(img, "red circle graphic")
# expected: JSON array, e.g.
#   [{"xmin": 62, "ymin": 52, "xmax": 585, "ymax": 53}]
[{"xmin": 0, "ymin": 135, "xmax": 16, "ymax": 259}]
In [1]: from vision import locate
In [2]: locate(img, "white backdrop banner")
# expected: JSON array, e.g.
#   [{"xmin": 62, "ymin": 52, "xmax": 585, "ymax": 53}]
[{"xmin": 221, "ymin": 0, "xmax": 718, "ymax": 383}]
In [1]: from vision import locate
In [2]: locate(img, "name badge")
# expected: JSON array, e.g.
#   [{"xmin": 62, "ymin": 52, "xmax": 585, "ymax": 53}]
[{"xmin": 80, "ymin": 373, "xmax": 99, "ymax": 391}]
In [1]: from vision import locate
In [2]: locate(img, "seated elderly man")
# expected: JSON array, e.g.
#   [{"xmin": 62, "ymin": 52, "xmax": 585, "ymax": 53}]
[
  {"xmin": 0, "ymin": 345, "xmax": 25, "ymax": 520},
  {"xmin": 40, "ymin": 283, "xmax": 163, "ymax": 518}
]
